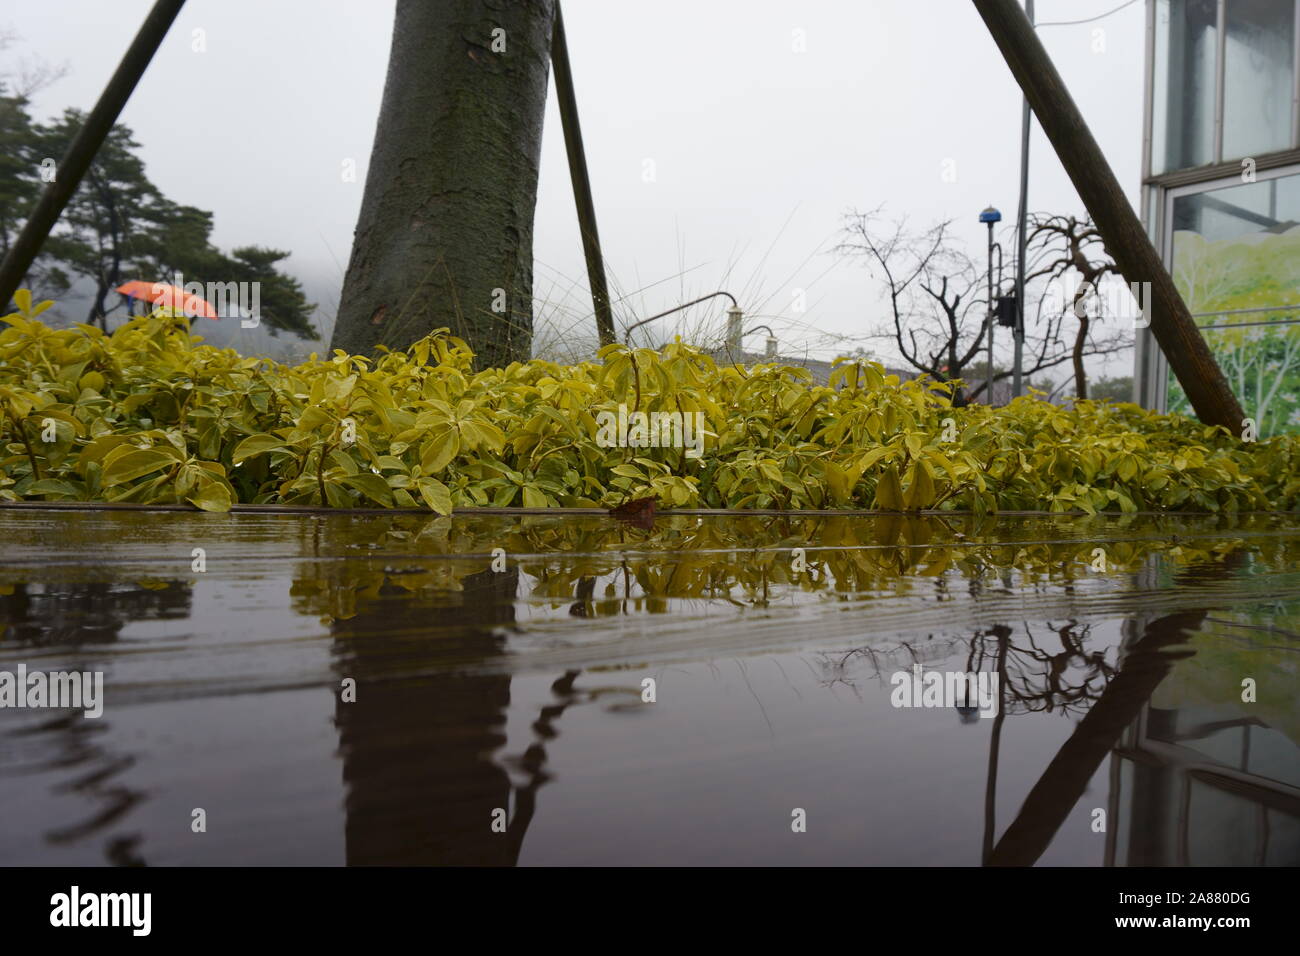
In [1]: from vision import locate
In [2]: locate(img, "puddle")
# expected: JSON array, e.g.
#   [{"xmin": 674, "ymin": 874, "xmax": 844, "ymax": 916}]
[{"xmin": 0, "ymin": 509, "xmax": 1297, "ymax": 865}]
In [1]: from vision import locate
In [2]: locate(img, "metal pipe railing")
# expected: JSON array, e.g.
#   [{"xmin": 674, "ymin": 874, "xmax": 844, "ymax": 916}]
[{"xmin": 622, "ymin": 291, "xmax": 738, "ymax": 343}]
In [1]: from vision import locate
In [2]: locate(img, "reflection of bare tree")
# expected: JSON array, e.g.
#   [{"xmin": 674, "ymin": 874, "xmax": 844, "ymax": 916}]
[
  {"xmin": 812, "ymin": 617, "xmax": 1124, "ymax": 865},
  {"xmin": 813, "ymin": 618, "xmax": 1114, "ymax": 720},
  {"xmin": 963, "ymin": 620, "xmax": 1115, "ymax": 718},
  {"xmin": 988, "ymin": 609, "xmax": 1206, "ymax": 866}
]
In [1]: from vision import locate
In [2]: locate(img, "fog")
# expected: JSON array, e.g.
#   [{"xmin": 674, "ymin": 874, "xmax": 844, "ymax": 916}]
[{"xmin": 9, "ymin": 0, "xmax": 1144, "ymax": 381}]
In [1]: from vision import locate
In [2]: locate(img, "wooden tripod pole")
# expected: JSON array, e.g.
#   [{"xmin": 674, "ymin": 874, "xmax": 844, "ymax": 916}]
[
  {"xmin": 551, "ymin": 2, "xmax": 616, "ymax": 347},
  {"xmin": 972, "ymin": 0, "xmax": 1245, "ymax": 431},
  {"xmin": 0, "ymin": 0, "xmax": 186, "ymax": 310}
]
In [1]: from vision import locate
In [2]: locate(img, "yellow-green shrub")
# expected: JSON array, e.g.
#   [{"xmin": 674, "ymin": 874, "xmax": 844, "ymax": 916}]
[{"xmin": 2, "ymin": 290, "xmax": 1297, "ymax": 514}]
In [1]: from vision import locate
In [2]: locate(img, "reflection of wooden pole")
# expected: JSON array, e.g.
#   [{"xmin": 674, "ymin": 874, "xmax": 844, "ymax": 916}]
[
  {"xmin": 972, "ymin": 0, "xmax": 1245, "ymax": 431},
  {"xmin": 987, "ymin": 609, "xmax": 1206, "ymax": 867},
  {"xmin": 0, "ymin": 0, "xmax": 186, "ymax": 309},
  {"xmin": 551, "ymin": 3, "xmax": 616, "ymax": 347}
]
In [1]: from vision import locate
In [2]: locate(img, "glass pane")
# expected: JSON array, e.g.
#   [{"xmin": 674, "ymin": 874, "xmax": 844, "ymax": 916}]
[
  {"xmin": 1223, "ymin": 0, "xmax": 1296, "ymax": 160},
  {"xmin": 1164, "ymin": 171, "xmax": 1300, "ymax": 435},
  {"xmin": 1151, "ymin": 611, "xmax": 1300, "ymax": 788},
  {"xmin": 1187, "ymin": 778, "xmax": 1262, "ymax": 865},
  {"xmin": 1265, "ymin": 809, "xmax": 1300, "ymax": 865},
  {"xmin": 1152, "ymin": 0, "xmax": 1219, "ymax": 173}
]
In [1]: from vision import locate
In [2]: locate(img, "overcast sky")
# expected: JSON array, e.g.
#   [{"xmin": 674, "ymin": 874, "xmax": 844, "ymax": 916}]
[{"xmin": 9, "ymin": 0, "xmax": 1145, "ymax": 379}]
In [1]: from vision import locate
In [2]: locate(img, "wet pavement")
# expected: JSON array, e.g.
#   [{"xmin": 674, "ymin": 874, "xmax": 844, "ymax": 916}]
[{"xmin": 0, "ymin": 508, "xmax": 1297, "ymax": 865}]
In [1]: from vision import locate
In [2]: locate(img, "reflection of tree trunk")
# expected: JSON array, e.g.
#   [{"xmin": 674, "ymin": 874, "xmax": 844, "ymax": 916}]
[
  {"xmin": 987, "ymin": 609, "xmax": 1205, "ymax": 866},
  {"xmin": 332, "ymin": 568, "xmax": 523, "ymax": 865}
]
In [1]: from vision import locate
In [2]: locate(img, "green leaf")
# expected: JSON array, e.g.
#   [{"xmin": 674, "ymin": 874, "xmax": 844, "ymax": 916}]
[
  {"xmin": 416, "ymin": 477, "xmax": 453, "ymax": 515},
  {"xmin": 188, "ymin": 480, "xmax": 233, "ymax": 513},
  {"xmin": 340, "ymin": 472, "xmax": 394, "ymax": 506},
  {"xmin": 873, "ymin": 464, "xmax": 904, "ymax": 511},
  {"xmin": 823, "ymin": 461, "xmax": 850, "ymax": 506},
  {"xmin": 420, "ymin": 429, "xmax": 460, "ymax": 474},
  {"xmin": 232, "ymin": 433, "xmax": 290, "ymax": 463},
  {"xmin": 101, "ymin": 449, "xmax": 177, "ymax": 487},
  {"xmin": 298, "ymin": 406, "xmax": 333, "ymax": 430},
  {"xmin": 323, "ymin": 480, "xmax": 352, "ymax": 508},
  {"xmin": 903, "ymin": 459, "xmax": 937, "ymax": 511},
  {"xmin": 27, "ymin": 478, "xmax": 84, "ymax": 499}
]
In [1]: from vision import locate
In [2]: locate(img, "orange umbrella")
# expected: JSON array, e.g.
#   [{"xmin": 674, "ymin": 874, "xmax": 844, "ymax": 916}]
[{"xmin": 115, "ymin": 280, "xmax": 219, "ymax": 320}]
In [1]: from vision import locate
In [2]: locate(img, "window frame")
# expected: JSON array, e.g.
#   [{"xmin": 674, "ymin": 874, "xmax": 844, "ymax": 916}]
[
  {"xmin": 1138, "ymin": 161, "xmax": 1300, "ymax": 411},
  {"xmin": 1136, "ymin": 0, "xmax": 1300, "ymax": 410}
]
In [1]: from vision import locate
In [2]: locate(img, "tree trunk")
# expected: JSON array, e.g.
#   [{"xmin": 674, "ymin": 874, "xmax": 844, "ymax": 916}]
[
  {"xmin": 1069, "ymin": 280, "xmax": 1090, "ymax": 400},
  {"xmin": 332, "ymin": 0, "xmax": 557, "ymax": 369},
  {"xmin": 86, "ymin": 286, "xmax": 106, "ymax": 328},
  {"xmin": 1072, "ymin": 315, "xmax": 1089, "ymax": 400}
]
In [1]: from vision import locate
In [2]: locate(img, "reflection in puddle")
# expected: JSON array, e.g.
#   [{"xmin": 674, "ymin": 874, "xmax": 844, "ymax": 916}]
[{"xmin": 0, "ymin": 509, "xmax": 1296, "ymax": 865}]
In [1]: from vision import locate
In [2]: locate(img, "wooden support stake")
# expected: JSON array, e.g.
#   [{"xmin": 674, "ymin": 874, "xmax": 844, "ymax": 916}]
[
  {"xmin": 0, "ymin": 0, "xmax": 186, "ymax": 310},
  {"xmin": 551, "ymin": 2, "xmax": 616, "ymax": 348}
]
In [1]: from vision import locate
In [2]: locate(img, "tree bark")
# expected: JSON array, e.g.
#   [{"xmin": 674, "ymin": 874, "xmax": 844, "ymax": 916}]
[
  {"xmin": 1072, "ymin": 314, "xmax": 1089, "ymax": 400},
  {"xmin": 1069, "ymin": 278, "xmax": 1091, "ymax": 400},
  {"xmin": 332, "ymin": 0, "xmax": 557, "ymax": 368}
]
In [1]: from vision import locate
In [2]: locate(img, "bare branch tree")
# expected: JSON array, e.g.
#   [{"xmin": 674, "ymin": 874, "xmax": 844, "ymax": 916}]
[
  {"xmin": 840, "ymin": 208, "xmax": 1129, "ymax": 405},
  {"xmin": 0, "ymin": 28, "xmax": 70, "ymax": 99},
  {"xmin": 1025, "ymin": 213, "xmax": 1124, "ymax": 400}
]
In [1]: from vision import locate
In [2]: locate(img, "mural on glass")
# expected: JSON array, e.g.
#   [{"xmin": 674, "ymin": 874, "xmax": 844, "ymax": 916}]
[{"xmin": 1166, "ymin": 173, "xmax": 1300, "ymax": 437}]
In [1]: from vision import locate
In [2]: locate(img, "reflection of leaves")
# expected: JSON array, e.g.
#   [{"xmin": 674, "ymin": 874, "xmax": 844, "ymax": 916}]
[{"xmin": 282, "ymin": 513, "xmax": 1283, "ymax": 624}]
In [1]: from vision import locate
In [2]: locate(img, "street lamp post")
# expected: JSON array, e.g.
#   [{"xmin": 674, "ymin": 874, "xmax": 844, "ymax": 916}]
[
  {"xmin": 1013, "ymin": 0, "xmax": 1034, "ymax": 400},
  {"xmin": 980, "ymin": 205, "xmax": 1002, "ymax": 404}
]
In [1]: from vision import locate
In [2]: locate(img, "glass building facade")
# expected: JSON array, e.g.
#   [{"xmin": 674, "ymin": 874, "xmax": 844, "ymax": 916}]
[{"xmin": 1136, "ymin": 0, "xmax": 1300, "ymax": 436}]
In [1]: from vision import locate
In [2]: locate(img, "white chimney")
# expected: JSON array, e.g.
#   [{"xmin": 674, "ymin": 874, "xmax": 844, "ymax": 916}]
[{"xmin": 725, "ymin": 306, "xmax": 744, "ymax": 352}]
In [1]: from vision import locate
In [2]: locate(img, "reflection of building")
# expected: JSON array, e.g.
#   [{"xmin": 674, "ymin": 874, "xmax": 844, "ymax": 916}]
[
  {"xmin": 1104, "ymin": 576, "xmax": 1300, "ymax": 865},
  {"xmin": 1109, "ymin": 701, "xmax": 1300, "ymax": 864},
  {"xmin": 0, "ymin": 580, "xmax": 191, "ymax": 647},
  {"xmin": 1135, "ymin": 0, "xmax": 1300, "ymax": 434}
]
